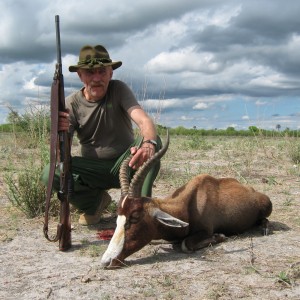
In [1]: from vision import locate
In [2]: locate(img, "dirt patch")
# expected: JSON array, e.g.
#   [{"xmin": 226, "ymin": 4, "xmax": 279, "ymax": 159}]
[{"xmin": 0, "ymin": 136, "xmax": 300, "ymax": 299}]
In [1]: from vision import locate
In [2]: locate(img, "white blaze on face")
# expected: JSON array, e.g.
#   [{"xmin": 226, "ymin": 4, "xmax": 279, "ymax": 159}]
[
  {"xmin": 101, "ymin": 196, "xmax": 129, "ymax": 266},
  {"xmin": 101, "ymin": 215, "xmax": 126, "ymax": 266}
]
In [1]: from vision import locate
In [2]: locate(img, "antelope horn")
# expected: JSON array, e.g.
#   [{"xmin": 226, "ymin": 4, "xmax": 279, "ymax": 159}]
[
  {"xmin": 128, "ymin": 130, "xmax": 170, "ymax": 198},
  {"xmin": 119, "ymin": 154, "xmax": 133, "ymax": 197}
]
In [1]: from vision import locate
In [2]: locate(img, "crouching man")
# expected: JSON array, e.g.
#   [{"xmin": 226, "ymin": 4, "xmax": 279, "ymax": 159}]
[{"xmin": 41, "ymin": 44, "xmax": 161, "ymax": 225}]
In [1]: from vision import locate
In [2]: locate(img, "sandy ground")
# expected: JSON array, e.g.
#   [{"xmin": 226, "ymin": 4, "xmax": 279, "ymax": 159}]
[{"xmin": 0, "ymin": 135, "xmax": 300, "ymax": 299}]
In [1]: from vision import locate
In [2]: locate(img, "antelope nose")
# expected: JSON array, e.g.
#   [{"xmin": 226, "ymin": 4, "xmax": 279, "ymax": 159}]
[
  {"xmin": 100, "ymin": 252, "xmax": 111, "ymax": 265},
  {"xmin": 101, "ymin": 257, "xmax": 125, "ymax": 269},
  {"xmin": 101, "ymin": 262, "xmax": 109, "ymax": 268}
]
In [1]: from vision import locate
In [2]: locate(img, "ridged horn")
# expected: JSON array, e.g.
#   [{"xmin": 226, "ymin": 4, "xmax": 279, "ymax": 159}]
[
  {"xmin": 128, "ymin": 130, "xmax": 170, "ymax": 198},
  {"xmin": 119, "ymin": 154, "xmax": 133, "ymax": 198}
]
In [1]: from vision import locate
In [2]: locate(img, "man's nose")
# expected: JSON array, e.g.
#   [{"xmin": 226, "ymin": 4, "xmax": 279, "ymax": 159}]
[{"xmin": 92, "ymin": 71, "xmax": 103, "ymax": 80}]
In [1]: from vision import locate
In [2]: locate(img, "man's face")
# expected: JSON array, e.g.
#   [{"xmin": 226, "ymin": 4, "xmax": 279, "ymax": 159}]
[{"xmin": 77, "ymin": 66, "xmax": 113, "ymax": 101}]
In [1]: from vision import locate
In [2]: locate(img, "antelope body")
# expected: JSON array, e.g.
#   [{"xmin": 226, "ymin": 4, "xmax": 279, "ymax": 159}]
[{"xmin": 101, "ymin": 134, "xmax": 272, "ymax": 268}]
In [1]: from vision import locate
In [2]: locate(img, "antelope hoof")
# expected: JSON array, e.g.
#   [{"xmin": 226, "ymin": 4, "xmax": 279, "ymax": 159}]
[
  {"xmin": 181, "ymin": 239, "xmax": 194, "ymax": 254},
  {"xmin": 213, "ymin": 233, "xmax": 226, "ymax": 243},
  {"xmin": 262, "ymin": 227, "xmax": 269, "ymax": 236},
  {"xmin": 260, "ymin": 218, "xmax": 270, "ymax": 236}
]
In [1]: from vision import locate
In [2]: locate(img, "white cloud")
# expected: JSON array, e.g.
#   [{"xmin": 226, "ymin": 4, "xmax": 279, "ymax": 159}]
[
  {"xmin": 145, "ymin": 47, "xmax": 223, "ymax": 74},
  {"xmin": 180, "ymin": 115, "xmax": 194, "ymax": 121},
  {"xmin": 0, "ymin": 0, "xmax": 300, "ymax": 129},
  {"xmin": 255, "ymin": 100, "xmax": 268, "ymax": 106},
  {"xmin": 141, "ymin": 98, "xmax": 184, "ymax": 110},
  {"xmin": 193, "ymin": 102, "xmax": 210, "ymax": 110}
]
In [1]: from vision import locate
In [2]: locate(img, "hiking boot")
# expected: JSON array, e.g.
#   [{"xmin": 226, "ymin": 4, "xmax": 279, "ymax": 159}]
[{"xmin": 79, "ymin": 191, "xmax": 112, "ymax": 225}]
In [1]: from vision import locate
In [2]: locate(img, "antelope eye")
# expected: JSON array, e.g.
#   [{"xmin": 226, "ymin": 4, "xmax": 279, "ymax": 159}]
[{"xmin": 129, "ymin": 211, "xmax": 141, "ymax": 224}]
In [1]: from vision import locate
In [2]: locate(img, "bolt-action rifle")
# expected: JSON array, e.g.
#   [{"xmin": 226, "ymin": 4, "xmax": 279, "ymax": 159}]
[{"xmin": 43, "ymin": 15, "xmax": 72, "ymax": 251}]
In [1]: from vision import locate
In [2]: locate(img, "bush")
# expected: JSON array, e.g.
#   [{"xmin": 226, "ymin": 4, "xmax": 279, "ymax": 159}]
[
  {"xmin": 184, "ymin": 136, "xmax": 214, "ymax": 150},
  {"xmin": 3, "ymin": 104, "xmax": 53, "ymax": 218},
  {"xmin": 5, "ymin": 162, "xmax": 47, "ymax": 218},
  {"xmin": 289, "ymin": 141, "xmax": 300, "ymax": 164}
]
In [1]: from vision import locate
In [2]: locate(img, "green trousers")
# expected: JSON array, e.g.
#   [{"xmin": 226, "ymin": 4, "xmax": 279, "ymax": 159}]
[{"xmin": 41, "ymin": 137, "xmax": 162, "ymax": 214}]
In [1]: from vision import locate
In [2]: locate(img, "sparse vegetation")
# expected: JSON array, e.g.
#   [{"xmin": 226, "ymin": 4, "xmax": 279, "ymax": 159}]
[
  {"xmin": 3, "ymin": 105, "xmax": 51, "ymax": 218},
  {"xmin": 0, "ymin": 109, "xmax": 299, "ymax": 299},
  {"xmin": 4, "ymin": 161, "xmax": 47, "ymax": 218}
]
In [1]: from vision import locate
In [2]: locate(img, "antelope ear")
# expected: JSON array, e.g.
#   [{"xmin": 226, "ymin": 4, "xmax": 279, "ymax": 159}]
[{"xmin": 150, "ymin": 208, "xmax": 189, "ymax": 228}]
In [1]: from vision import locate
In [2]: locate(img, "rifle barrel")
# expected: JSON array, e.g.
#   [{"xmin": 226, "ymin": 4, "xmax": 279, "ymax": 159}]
[{"xmin": 55, "ymin": 15, "xmax": 62, "ymax": 67}]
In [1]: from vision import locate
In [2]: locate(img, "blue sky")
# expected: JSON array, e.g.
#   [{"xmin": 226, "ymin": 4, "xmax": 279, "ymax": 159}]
[{"xmin": 0, "ymin": 0, "xmax": 300, "ymax": 130}]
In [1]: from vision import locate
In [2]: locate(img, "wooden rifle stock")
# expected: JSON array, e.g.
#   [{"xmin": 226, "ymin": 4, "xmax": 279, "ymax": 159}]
[{"xmin": 43, "ymin": 15, "xmax": 72, "ymax": 251}]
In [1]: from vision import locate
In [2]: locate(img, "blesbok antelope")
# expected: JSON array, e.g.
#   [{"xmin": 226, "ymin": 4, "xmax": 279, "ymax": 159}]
[{"xmin": 101, "ymin": 133, "xmax": 272, "ymax": 268}]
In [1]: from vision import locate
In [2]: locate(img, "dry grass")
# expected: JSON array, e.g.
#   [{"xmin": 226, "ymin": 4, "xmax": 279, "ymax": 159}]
[{"xmin": 0, "ymin": 133, "xmax": 300, "ymax": 299}]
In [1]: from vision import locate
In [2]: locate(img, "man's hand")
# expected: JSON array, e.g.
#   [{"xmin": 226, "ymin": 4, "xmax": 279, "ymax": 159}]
[
  {"xmin": 129, "ymin": 144, "xmax": 155, "ymax": 170},
  {"xmin": 58, "ymin": 111, "xmax": 70, "ymax": 132}
]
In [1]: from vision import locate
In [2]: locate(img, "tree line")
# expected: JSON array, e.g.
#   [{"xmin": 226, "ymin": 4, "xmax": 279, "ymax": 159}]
[{"xmin": 0, "ymin": 108, "xmax": 299, "ymax": 138}]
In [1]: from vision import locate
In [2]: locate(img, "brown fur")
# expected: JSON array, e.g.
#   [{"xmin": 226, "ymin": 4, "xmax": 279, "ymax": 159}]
[{"xmin": 105, "ymin": 174, "xmax": 272, "ymax": 267}]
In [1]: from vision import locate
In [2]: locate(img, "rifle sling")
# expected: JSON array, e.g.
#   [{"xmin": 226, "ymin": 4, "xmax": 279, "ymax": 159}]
[{"xmin": 43, "ymin": 79, "xmax": 61, "ymax": 242}]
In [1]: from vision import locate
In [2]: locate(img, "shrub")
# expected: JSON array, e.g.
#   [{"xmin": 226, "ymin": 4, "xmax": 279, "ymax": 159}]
[
  {"xmin": 289, "ymin": 142, "xmax": 300, "ymax": 164},
  {"xmin": 185, "ymin": 136, "xmax": 214, "ymax": 150},
  {"xmin": 4, "ymin": 104, "xmax": 52, "ymax": 218},
  {"xmin": 5, "ymin": 161, "xmax": 47, "ymax": 218}
]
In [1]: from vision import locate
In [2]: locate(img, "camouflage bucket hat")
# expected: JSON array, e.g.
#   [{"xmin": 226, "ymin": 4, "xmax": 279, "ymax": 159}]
[{"xmin": 68, "ymin": 45, "xmax": 122, "ymax": 72}]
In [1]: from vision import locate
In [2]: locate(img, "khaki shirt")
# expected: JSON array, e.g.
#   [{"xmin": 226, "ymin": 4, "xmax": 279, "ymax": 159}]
[{"xmin": 66, "ymin": 80, "xmax": 139, "ymax": 159}]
